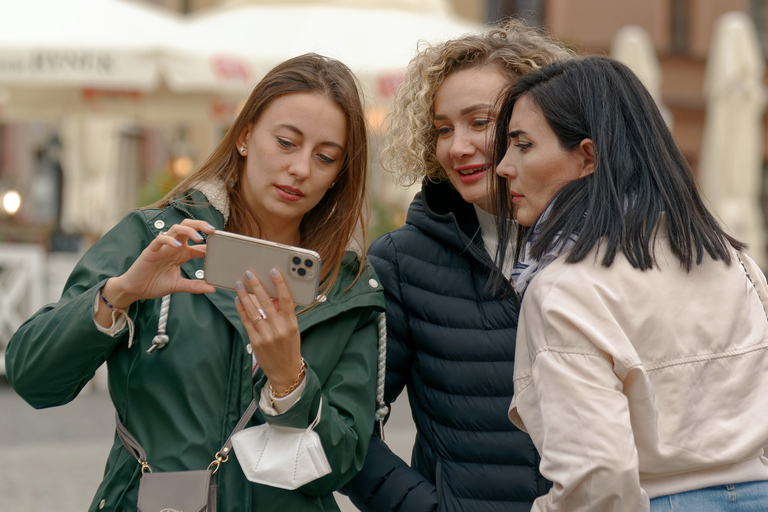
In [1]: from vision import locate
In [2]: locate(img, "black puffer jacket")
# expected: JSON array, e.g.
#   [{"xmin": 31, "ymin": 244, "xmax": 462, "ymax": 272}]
[{"xmin": 344, "ymin": 180, "xmax": 550, "ymax": 512}]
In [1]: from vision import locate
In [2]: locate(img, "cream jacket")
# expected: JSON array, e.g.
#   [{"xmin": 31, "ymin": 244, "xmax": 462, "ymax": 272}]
[{"xmin": 509, "ymin": 231, "xmax": 768, "ymax": 512}]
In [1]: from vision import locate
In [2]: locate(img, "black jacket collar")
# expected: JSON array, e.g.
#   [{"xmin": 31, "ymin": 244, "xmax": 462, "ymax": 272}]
[{"xmin": 407, "ymin": 180, "xmax": 491, "ymax": 264}]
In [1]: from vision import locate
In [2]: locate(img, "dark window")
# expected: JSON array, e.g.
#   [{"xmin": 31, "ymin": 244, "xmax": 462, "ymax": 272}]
[
  {"xmin": 491, "ymin": 0, "xmax": 545, "ymax": 27},
  {"xmin": 0, "ymin": 125, "xmax": 5, "ymax": 177},
  {"xmin": 670, "ymin": 0, "xmax": 689, "ymax": 54},
  {"xmin": 751, "ymin": 0, "xmax": 768, "ymax": 56}
]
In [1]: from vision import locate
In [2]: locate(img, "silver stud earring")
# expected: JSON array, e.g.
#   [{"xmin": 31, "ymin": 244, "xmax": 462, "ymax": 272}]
[{"xmin": 240, "ymin": 146, "xmax": 246, "ymax": 153}]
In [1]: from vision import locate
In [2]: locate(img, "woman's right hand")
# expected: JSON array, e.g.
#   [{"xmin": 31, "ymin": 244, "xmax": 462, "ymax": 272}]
[{"xmin": 101, "ymin": 219, "xmax": 217, "ymax": 311}]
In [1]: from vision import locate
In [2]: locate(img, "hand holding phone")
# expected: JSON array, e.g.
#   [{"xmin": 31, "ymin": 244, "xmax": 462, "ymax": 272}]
[{"xmin": 204, "ymin": 230, "xmax": 321, "ymax": 306}]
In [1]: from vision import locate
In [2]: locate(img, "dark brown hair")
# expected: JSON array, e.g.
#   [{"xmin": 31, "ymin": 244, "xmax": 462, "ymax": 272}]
[{"xmin": 491, "ymin": 56, "xmax": 744, "ymax": 287}]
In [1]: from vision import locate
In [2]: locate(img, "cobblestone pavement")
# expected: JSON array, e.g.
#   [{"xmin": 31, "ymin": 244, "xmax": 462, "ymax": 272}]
[{"xmin": 0, "ymin": 377, "xmax": 416, "ymax": 512}]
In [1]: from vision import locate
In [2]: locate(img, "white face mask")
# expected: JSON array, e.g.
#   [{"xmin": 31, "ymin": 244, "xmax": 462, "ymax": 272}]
[{"xmin": 231, "ymin": 397, "xmax": 331, "ymax": 490}]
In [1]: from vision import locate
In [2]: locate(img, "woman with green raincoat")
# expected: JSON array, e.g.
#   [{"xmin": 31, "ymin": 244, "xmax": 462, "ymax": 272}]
[{"xmin": 5, "ymin": 53, "xmax": 384, "ymax": 512}]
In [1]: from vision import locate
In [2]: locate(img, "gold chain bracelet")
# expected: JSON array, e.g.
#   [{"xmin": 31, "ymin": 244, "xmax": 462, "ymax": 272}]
[{"xmin": 270, "ymin": 358, "xmax": 307, "ymax": 406}]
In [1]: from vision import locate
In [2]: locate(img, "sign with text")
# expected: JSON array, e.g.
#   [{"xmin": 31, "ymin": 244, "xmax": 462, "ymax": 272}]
[{"xmin": 0, "ymin": 49, "xmax": 159, "ymax": 91}]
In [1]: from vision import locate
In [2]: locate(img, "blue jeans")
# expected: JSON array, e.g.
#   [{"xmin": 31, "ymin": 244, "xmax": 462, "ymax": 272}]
[{"xmin": 650, "ymin": 481, "xmax": 768, "ymax": 511}]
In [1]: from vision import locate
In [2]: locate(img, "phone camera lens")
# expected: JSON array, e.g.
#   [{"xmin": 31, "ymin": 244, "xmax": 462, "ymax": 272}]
[
  {"xmin": 292, "ymin": 256, "xmax": 301, "ymax": 265},
  {"xmin": 297, "ymin": 268, "xmax": 306, "ymax": 277},
  {"xmin": 304, "ymin": 259, "xmax": 313, "ymax": 268}
]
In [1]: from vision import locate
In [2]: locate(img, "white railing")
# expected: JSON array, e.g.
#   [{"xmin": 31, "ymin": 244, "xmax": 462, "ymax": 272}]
[{"xmin": 0, "ymin": 243, "xmax": 80, "ymax": 376}]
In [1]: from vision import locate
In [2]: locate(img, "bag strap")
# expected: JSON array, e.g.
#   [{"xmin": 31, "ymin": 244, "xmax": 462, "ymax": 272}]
[
  {"xmin": 214, "ymin": 399, "xmax": 259, "ymax": 471},
  {"xmin": 115, "ymin": 411, "xmax": 151, "ymax": 473},
  {"xmin": 116, "ymin": 399, "xmax": 258, "ymax": 474},
  {"xmin": 738, "ymin": 253, "xmax": 768, "ymax": 320}
]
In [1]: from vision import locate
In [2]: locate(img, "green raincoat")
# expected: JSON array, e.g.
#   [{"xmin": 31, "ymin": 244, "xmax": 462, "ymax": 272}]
[{"xmin": 5, "ymin": 189, "xmax": 385, "ymax": 512}]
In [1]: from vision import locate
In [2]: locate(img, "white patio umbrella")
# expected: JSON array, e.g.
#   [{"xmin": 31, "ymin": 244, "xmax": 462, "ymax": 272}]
[
  {"xmin": 0, "ymin": 0, "xmax": 241, "ymax": 235},
  {"xmin": 165, "ymin": 0, "xmax": 482, "ymax": 103},
  {"xmin": 611, "ymin": 25, "xmax": 673, "ymax": 129},
  {"xmin": 0, "ymin": 0, "xmax": 227, "ymax": 124},
  {"xmin": 0, "ymin": 0, "xmax": 183, "ymax": 92},
  {"xmin": 698, "ymin": 11, "xmax": 767, "ymax": 267}
]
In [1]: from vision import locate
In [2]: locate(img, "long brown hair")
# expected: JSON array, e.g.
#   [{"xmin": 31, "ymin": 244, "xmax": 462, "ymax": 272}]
[{"xmin": 157, "ymin": 53, "xmax": 369, "ymax": 296}]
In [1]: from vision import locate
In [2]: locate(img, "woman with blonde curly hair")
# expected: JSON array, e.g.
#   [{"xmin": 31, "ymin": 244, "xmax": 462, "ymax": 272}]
[{"xmin": 343, "ymin": 19, "xmax": 572, "ymax": 512}]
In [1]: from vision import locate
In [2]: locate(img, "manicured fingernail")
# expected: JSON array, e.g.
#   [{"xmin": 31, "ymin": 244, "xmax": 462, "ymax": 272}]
[
  {"xmin": 193, "ymin": 232, "xmax": 203, "ymax": 241},
  {"xmin": 207, "ymin": 224, "xmax": 215, "ymax": 230},
  {"xmin": 174, "ymin": 240, "xmax": 182, "ymax": 247},
  {"xmin": 245, "ymin": 270, "xmax": 254, "ymax": 280},
  {"xmin": 236, "ymin": 281, "xmax": 243, "ymax": 290},
  {"xmin": 270, "ymin": 268, "xmax": 278, "ymax": 277}
]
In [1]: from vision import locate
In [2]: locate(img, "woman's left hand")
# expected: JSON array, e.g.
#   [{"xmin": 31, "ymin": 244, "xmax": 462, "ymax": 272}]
[{"xmin": 234, "ymin": 268, "xmax": 304, "ymax": 393}]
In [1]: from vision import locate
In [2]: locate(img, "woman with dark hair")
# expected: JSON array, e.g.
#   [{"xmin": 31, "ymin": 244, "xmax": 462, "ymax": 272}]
[
  {"xmin": 492, "ymin": 55, "xmax": 768, "ymax": 511},
  {"xmin": 343, "ymin": 19, "xmax": 572, "ymax": 512},
  {"xmin": 5, "ymin": 53, "xmax": 384, "ymax": 512}
]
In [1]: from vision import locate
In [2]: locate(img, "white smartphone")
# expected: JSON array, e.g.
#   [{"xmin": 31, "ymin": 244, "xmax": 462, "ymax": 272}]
[{"xmin": 204, "ymin": 230, "xmax": 321, "ymax": 306}]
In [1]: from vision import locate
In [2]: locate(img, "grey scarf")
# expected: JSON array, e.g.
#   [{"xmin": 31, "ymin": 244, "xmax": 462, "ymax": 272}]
[{"xmin": 511, "ymin": 201, "xmax": 580, "ymax": 296}]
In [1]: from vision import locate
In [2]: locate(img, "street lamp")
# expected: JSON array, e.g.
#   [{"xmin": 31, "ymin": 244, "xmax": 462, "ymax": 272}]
[{"xmin": 2, "ymin": 190, "xmax": 21, "ymax": 216}]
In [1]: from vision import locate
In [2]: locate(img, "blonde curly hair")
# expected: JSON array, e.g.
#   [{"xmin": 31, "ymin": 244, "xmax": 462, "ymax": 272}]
[{"xmin": 382, "ymin": 18, "xmax": 574, "ymax": 187}]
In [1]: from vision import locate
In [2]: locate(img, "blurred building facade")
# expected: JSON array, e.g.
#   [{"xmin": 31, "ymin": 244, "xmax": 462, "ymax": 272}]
[
  {"xmin": 2, "ymin": 0, "xmax": 763, "ymax": 246},
  {"xmin": 2, "ymin": 0, "xmax": 767, "ymax": 237},
  {"xmin": 144, "ymin": 0, "xmax": 768, "ymax": 174},
  {"xmin": 479, "ymin": 0, "xmax": 768, "ymax": 176},
  {"xmin": 511, "ymin": 0, "xmax": 767, "ymax": 175},
  {"xmin": 2, "ymin": 0, "xmax": 765, "ymax": 232}
]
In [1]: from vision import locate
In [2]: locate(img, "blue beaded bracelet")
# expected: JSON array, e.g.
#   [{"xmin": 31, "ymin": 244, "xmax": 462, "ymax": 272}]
[{"xmin": 100, "ymin": 288, "xmax": 119, "ymax": 310}]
